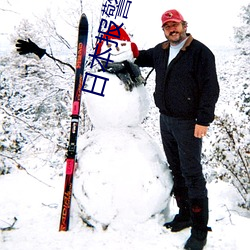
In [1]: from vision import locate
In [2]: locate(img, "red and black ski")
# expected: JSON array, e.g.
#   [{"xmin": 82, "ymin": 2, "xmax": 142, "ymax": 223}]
[{"xmin": 59, "ymin": 13, "xmax": 88, "ymax": 231}]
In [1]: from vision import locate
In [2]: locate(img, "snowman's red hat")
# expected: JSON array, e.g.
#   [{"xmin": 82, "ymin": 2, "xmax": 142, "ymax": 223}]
[{"xmin": 96, "ymin": 25, "xmax": 139, "ymax": 58}]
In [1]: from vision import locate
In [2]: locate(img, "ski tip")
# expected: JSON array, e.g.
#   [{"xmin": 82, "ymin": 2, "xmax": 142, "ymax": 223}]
[
  {"xmin": 81, "ymin": 13, "xmax": 88, "ymax": 21},
  {"xmin": 79, "ymin": 13, "xmax": 88, "ymax": 30},
  {"xmin": 80, "ymin": 13, "xmax": 88, "ymax": 26}
]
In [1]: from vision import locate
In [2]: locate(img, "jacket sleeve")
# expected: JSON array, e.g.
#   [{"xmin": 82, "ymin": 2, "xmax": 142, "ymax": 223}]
[
  {"xmin": 134, "ymin": 48, "xmax": 155, "ymax": 68},
  {"xmin": 196, "ymin": 48, "xmax": 220, "ymax": 126}
]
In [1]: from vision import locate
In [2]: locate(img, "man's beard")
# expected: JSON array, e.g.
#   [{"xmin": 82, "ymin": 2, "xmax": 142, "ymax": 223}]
[{"xmin": 166, "ymin": 31, "xmax": 186, "ymax": 45}]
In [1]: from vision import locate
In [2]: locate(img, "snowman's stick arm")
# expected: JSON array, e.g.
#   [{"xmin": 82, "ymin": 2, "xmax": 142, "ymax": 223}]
[
  {"xmin": 16, "ymin": 38, "xmax": 75, "ymax": 72},
  {"xmin": 45, "ymin": 52, "xmax": 75, "ymax": 72},
  {"xmin": 145, "ymin": 68, "xmax": 154, "ymax": 83}
]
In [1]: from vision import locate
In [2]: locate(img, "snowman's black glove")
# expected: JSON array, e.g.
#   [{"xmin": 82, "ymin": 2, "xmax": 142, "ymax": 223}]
[
  {"xmin": 16, "ymin": 38, "xmax": 46, "ymax": 59},
  {"xmin": 103, "ymin": 60, "xmax": 146, "ymax": 91},
  {"xmin": 122, "ymin": 60, "xmax": 146, "ymax": 86}
]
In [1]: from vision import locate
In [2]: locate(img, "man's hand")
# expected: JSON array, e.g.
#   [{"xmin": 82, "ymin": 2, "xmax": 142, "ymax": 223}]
[
  {"xmin": 194, "ymin": 124, "xmax": 208, "ymax": 138},
  {"xmin": 16, "ymin": 38, "xmax": 46, "ymax": 59}
]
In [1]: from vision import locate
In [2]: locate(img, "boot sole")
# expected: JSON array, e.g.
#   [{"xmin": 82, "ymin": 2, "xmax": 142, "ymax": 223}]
[
  {"xmin": 171, "ymin": 221, "xmax": 192, "ymax": 232},
  {"xmin": 164, "ymin": 220, "xmax": 192, "ymax": 232}
]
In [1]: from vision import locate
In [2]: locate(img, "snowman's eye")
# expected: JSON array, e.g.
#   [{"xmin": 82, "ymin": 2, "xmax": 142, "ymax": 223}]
[
  {"xmin": 121, "ymin": 43, "xmax": 126, "ymax": 46},
  {"xmin": 107, "ymin": 43, "xmax": 112, "ymax": 48}
]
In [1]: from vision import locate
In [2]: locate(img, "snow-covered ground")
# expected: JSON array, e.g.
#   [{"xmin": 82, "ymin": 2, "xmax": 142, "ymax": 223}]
[{"xmin": 1, "ymin": 169, "xmax": 250, "ymax": 250}]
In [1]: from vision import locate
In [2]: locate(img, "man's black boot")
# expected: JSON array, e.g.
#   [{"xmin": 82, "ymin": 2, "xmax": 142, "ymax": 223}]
[
  {"xmin": 164, "ymin": 196, "xmax": 192, "ymax": 232},
  {"xmin": 184, "ymin": 228, "xmax": 208, "ymax": 250},
  {"xmin": 184, "ymin": 197, "xmax": 210, "ymax": 250}
]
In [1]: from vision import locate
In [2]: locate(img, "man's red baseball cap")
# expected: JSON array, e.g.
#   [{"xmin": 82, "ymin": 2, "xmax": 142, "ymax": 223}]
[{"xmin": 161, "ymin": 9, "xmax": 185, "ymax": 27}]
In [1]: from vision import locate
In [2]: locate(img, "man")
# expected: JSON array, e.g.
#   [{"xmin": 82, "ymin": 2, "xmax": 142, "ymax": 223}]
[{"xmin": 135, "ymin": 9, "xmax": 219, "ymax": 250}]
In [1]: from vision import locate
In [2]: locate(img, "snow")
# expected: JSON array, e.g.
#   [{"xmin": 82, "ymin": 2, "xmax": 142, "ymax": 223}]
[
  {"xmin": 84, "ymin": 73, "xmax": 150, "ymax": 128},
  {"xmin": 1, "ymin": 172, "xmax": 250, "ymax": 250},
  {"xmin": 74, "ymin": 127, "xmax": 172, "ymax": 228}
]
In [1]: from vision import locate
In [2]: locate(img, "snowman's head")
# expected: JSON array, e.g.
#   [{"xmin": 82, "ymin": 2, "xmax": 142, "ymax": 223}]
[
  {"xmin": 100, "ymin": 39, "xmax": 136, "ymax": 63},
  {"xmin": 96, "ymin": 25, "xmax": 139, "ymax": 63}
]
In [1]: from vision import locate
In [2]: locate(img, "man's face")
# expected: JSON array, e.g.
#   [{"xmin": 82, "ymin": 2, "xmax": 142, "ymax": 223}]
[{"xmin": 162, "ymin": 21, "xmax": 187, "ymax": 45}]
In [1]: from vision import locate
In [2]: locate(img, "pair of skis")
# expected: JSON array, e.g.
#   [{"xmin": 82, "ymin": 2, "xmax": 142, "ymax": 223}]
[{"xmin": 59, "ymin": 14, "xmax": 88, "ymax": 231}]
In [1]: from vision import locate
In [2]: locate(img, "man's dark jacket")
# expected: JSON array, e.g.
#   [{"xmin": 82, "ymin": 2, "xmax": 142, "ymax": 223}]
[{"xmin": 135, "ymin": 34, "xmax": 220, "ymax": 126}]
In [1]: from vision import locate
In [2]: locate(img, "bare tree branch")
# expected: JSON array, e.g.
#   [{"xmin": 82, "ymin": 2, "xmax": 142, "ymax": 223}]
[
  {"xmin": 0, "ymin": 217, "xmax": 18, "ymax": 231},
  {"xmin": 0, "ymin": 153, "xmax": 54, "ymax": 188}
]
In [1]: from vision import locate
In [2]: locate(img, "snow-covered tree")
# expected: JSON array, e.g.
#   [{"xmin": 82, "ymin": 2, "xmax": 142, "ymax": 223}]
[
  {"xmin": 0, "ymin": 19, "xmax": 74, "ymax": 175},
  {"xmin": 204, "ymin": 3, "xmax": 250, "ymax": 209},
  {"xmin": 234, "ymin": 4, "xmax": 250, "ymax": 56},
  {"xmin": 0, "ymin": 0, "xmax": 101, "ymax": 176}
]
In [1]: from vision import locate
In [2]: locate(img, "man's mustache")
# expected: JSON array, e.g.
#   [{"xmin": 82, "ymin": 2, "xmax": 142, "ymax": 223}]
[{"xmin": 169, "ymin": 31, "xmax": 179, "ymax": 36}]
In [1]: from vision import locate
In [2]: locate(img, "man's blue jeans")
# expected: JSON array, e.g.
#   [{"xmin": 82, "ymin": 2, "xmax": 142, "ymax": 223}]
[{"xmin": 160, "ymin": 114, "xmax": 207, "ymax": 200}]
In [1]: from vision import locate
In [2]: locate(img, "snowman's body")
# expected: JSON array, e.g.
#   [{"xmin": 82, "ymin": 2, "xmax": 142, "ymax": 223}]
[{"xmin": 74, "ymin": 34, "xmax": 173, "ymax": 229}]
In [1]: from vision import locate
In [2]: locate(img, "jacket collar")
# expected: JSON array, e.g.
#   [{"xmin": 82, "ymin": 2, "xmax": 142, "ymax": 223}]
[{"xmin": 162, "ymin": 33, "xmax": 193, "ymax": 50}]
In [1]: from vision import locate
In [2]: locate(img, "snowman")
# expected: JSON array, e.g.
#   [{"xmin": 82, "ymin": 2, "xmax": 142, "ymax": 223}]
[{"xmin": 73, "ymin": 25, "xmax": 173, "ymax": 230}]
